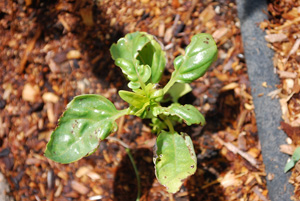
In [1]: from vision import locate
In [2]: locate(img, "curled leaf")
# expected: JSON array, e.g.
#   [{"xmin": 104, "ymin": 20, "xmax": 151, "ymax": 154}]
[
  {"xmin": 110, "ymin": 32, "xmax": 166, "ymax": 89},
  {"xmin": 110, "ymin": 32, "xmax": 151, "ymax": 89},
  {"xmin": 138, "ymin": 34, "xmax": 166, "ymax": 83}
]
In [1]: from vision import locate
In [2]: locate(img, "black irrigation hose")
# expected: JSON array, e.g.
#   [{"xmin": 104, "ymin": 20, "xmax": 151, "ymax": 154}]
[{"xmin": 236, "ymin": 0, "xmax": 293, "ymax": 200}]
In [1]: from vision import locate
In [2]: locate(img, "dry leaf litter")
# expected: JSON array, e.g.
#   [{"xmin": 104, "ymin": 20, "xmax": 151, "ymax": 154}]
[
  {"xmin": 0, "ymin": 0, "xmax": 268, "ymax": 200},
  {"xmin": 261, "ymin": 0, "xmax": 300, "ymax": 200}
]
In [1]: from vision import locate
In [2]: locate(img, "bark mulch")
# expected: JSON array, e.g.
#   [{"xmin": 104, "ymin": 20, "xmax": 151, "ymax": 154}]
[
  {"xmin": 0, "ymin": 0, "xmax": 269, "ymax": 200},
  {"xmin": 261, "ymin": 0, "xmax": 300, "ymax": 200}
]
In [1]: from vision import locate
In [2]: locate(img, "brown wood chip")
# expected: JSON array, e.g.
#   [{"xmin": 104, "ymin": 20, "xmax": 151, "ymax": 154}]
[{"xmin": 71, "ymin": 181, "xmax": 90, "ymax": 195}]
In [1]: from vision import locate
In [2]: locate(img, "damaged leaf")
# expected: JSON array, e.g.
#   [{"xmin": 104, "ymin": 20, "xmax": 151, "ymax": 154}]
[
  {"xmin": 154, "ymin": 131, "xmax": 197, "ymax": 193},
  {"xmin": 45, "ymin": 95, "xmax": 124, "ymax": 163}
]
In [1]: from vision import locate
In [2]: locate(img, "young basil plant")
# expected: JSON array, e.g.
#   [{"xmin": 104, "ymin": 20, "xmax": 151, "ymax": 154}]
[{"xmin": 45, "ymin": 31, "xmax": 218, "ymax": 193}]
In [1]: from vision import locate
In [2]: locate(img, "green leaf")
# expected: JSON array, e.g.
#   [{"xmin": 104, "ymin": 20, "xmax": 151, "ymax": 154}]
[
  {"xmin": 151, "ymin": 117, "xmax": 167, "ymax": 134},
  {"xmin": 110, "ymin": 32, "xmax": 152, "ymax": 89},
  {"xmin": 168, "ymin": 104, "xmax": 205, "ymax": 126},
  {"xmin": 119, "ymin": 90, "xmax": 149, "ymax": 109},
  {"xmin": 284, "ymin": 159, "xmax": 295, "ymax": 173},
  {"xmin": 150, "ymin": 115, "xmax": 181, "ymax": 134},
  {"xmin": 110, "ymin": 32, "xmax": 166, "ymax": 89},
  {"xmin": 45, "ymin": 94, "xmax": 123, "ymax": 164},
  {"xmin": 154, "ymin": 104, "xmax": 205, "ymax": 126},
  {"xmin": 171, "ymin": 33, "xmax": 217, "ymax": 83},
  {"xmin": 292, "ymin": 147, "xmax": 300, "ymax": 161},
  {"xmin": 167, "ymin": 82, "xmax": 192, "ymax": 103},
  {"xmin": 128, "ymin": 103, "xmax": 150, "ymax": 118},
  {"xmin": 154, "ymin": 131, "xmax": 197, "ymax": 193},
  {"xmin": 138, "ymin": 34, "xmax": 166, "ymax": 83},
  {"xmin": 284, "ymin": 147, "xmax": 300, "ymax": 172}
]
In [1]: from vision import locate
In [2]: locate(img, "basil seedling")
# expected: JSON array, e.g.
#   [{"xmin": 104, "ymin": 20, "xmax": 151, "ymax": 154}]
[{"xmin": 45, "ymin": 32, "xmax": 217, "ymax": 193}]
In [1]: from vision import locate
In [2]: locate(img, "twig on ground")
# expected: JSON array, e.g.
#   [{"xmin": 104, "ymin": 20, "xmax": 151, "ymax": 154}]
[{"xmin": 214, "ymin": 135, "xmax": 259, "ymax": 168}]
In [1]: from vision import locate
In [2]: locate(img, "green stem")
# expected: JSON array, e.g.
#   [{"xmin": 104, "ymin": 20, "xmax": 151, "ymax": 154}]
[
  {"xmin": 107, "ymin": 137, "xmax": 141, "ymax": 201},
  {"xmin": 126, "ymin": 148, "xmax": 141, "ymax": 201},
  {"xmin": 133, "ymin": 59, "xmax": 147, "ymax": 91},
  {"xmin": 113, "ymin": 108, "xmax": 130, "ymax": 120},
  {"xmin": 138, "ymin": 76, "xmax": 146, "ymax": 91},
  {"xmin": 161, "ymin": 116, "xmax": 175, "ymax": 133},
  {"xmin": 163, "ymin": 76, "xmax": 176, "ymax": 94}
]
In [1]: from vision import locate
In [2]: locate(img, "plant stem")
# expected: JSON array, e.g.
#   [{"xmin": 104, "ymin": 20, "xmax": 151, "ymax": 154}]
[
  {"xmin": 107, "ymin": 136, "xmax": 129, "ymax": 149},
  {"xmin": 163, "ymin": 76, "xmax": 176, "ymax": 94},
  {"xmin": 126, "ymin": 148, "xmax": 141, "ymax": 201},
  {"xmin": 107, "ymin": 137, "xmax": 141, "ymax": 201},
  {"xmin": 114, "ymin": 108, "xmax": 130, "ymax": 120},
  {"xmin": 138, "ymin": 76, "xmax": 146, "ymax": 91},
  {"xmin": 164, "ymin": 117, "xmax": 175, "ymax": 133},
  {"xmin": 133, "ymin": 59, "xmax": 147, "ymax": 91}
]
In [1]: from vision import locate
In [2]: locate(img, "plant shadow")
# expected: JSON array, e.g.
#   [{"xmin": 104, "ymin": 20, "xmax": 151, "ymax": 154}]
[
  {"xmin": 113, "ymin": 148, "xmax": 155, "ymax": 201},
  {"xmin": 202, "ymin": 89, "xmax": 241, "ymax": 133},
  {"xmin": 30, "ymin": 0, "xmax": 128, "ymax": 91},
  {"xmin": 182, "ymin": 89, "xmax": 241, "ymax": 200},
  {"xmin": 187, "ymin": 149, "xmax": 229, "ymax": 201}
]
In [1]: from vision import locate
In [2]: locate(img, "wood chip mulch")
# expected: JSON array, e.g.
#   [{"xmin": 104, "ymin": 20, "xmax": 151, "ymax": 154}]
[
  {"xmin": 0, "ymin": 0, "xmax": 268, "ymax": 200},
  {"xmin": 261, "ymin": 0, "xmax": 300, "ymax": 200}
]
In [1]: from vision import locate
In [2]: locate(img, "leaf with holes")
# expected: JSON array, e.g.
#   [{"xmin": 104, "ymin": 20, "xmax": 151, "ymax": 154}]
[
  {"xmin": 153, "ymin": 103, "xmax": 205, "ymax": 126},
  {"xmin": 168, "ymin": 104, "xmax": 205, "ymax": 126},
  {"xmin": 45, "ymin": 94, "xmax": 125, "ymax": 164},
  {"xmin": 154, "ymin": 131, "xmax": 197, "ymax": 193},
  {"xmin": 171, "ymin": 33, "xmax": 218, "ymax": 83}
]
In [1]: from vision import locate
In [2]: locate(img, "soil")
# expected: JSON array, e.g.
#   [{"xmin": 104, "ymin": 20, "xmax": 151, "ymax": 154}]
[{"xmin": 0, "ymin": 0, "xmax": 270, "ymax": 200}]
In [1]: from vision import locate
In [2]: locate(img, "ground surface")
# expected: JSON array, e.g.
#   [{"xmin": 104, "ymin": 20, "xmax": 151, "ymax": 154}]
[
  {"xmin": 0, "ymin": 0, "xmax": 274, "ymax": 200},
  {"xmin": 261, "ymin": 1, "xmax": 300, "ymax": 200}
]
